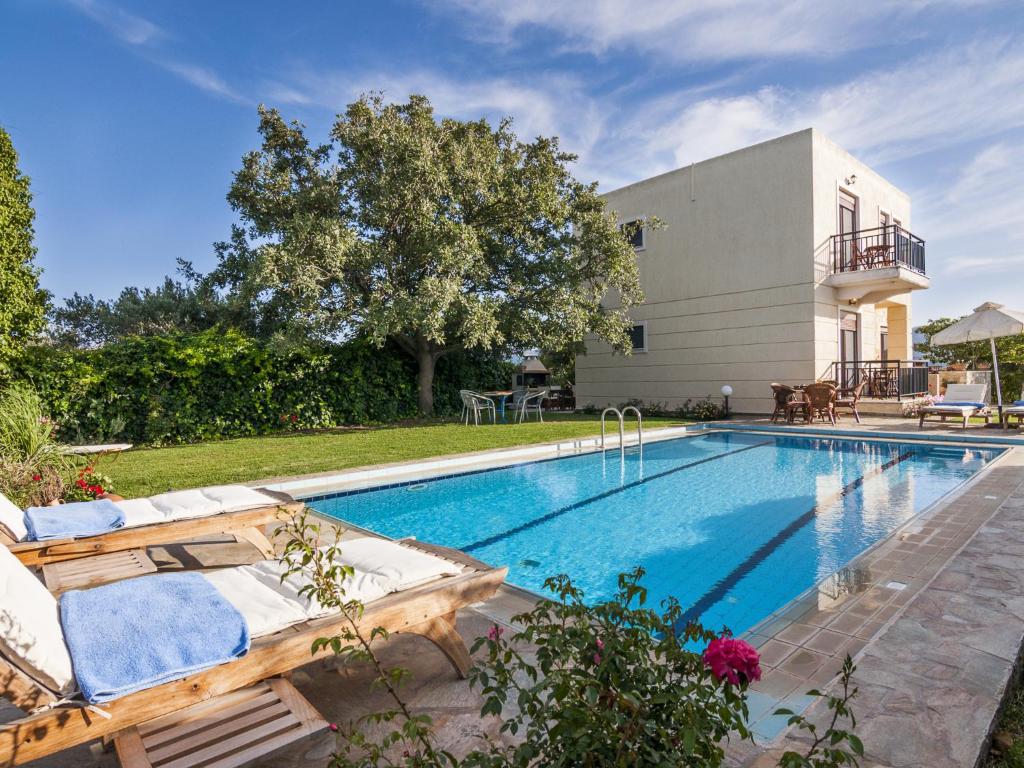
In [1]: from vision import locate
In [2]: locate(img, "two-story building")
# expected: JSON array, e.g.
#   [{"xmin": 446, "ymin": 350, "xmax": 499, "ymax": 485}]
[{"xmin": 575, "ymin": 128, "xmax": 930, "ymax": 414}]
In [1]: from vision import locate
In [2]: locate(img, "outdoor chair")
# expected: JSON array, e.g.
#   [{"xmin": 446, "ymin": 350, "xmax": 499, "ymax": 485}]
[
  {"xmin": 1001, "ymin": 387, "xmax": 1024, "ymax": 429},
  {"xmin": 0, "ymin": 485, "xmax": 302, "ymax": 571},
  {"xmin": 0, "ymin": 534, "xmax": 506, "ymax": 767},
  {"xmin": 769, "ymin": 383, "xmax": 799, "ymax": 423},
  {"xmin": 803, "ymin": 382, "xmax": 838, "ymax": 426},
  {"xmin": 918, "ymin": 383, "xmax": 991, "ymax": 429},
  {"xmin": 835, "ymin": 378, "xmax": 868, "ymax": 424},
  {"xmin": 459, "ymin": 389, "xmax": 496, "ymax": 426},
  {"xmin": 516, "ymin": 388, "xmax": 546, "ymax": 423}
]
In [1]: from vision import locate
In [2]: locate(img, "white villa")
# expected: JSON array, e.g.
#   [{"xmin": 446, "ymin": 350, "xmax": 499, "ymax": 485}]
[{"xmin": 575, "ymin": 128, "xmax": 930, "ymax": 414}]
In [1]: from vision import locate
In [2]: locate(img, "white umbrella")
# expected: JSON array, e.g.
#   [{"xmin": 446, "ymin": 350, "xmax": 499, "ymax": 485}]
[{"xmin": 931, "ymin": 301, "xmax": 1024, "ymax": 416}]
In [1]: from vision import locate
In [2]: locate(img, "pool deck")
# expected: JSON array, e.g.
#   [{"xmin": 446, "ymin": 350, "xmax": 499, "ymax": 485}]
[{"xmin": 9, "ymin": 415, "xmax": 1024, "ymax": 767}]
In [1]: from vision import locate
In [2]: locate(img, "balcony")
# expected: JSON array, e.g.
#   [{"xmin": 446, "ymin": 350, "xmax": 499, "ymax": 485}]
[
  {"xmin": 824, "ymin": 225, "xmax": 929, "ymax": 304},
  {"xmin": 828, "ymin": 359, "xmax": 929, "ymax": 401}
]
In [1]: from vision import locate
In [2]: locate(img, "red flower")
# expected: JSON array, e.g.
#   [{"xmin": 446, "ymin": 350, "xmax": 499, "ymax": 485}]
[
  {"xmin": 290, "ymin": 414, "xmax": 298, "ymax": 422},
  {"xmin": 32, "ymin": 474, "xmax": 41, "ymax": 482},
  {"xmin": 77, "ymin": 478, "xmax": 87, "ymax": 488},
  {"xmin": 84, "ymin": 466, "xmax": 94, "ymax": 473},
  {"xmin": 703, "ymin": 637, "xmax": 761, "ymax": 686},
  {"xmin": 328, "ymin": 723, "xmax": 339, "ymax": 732}
]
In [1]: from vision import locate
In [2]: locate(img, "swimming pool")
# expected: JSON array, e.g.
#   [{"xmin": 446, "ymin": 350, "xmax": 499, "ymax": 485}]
[{"xmin": 308, "ymin": 431, "xmax": 1002, "ymax": 636}]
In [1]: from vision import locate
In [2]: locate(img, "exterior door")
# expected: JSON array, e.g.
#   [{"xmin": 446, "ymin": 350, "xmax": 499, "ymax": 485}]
[
  {"xmin": 839, "ymin": 311, "xmax": 860, "ymax": 388},
  {"xmin": 838, "ymin": 192, "xmax": 858, "ymax": 270}
]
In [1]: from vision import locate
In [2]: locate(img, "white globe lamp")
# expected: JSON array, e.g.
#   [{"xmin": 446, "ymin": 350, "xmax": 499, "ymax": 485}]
[{"xmin": 720, "ymin": 385, "xmax": 733, "ymax": 417}]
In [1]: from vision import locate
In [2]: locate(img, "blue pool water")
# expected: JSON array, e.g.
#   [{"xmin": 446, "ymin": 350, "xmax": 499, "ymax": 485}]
[{"xmin": 308, "ymin": 432, "xmax": 1001, "ymax": 636}]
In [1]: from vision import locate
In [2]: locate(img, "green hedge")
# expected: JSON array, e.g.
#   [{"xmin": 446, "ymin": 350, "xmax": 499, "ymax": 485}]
[{"xmin": 9, "ymin": 330, "xmax": 513, "ymax": 445}]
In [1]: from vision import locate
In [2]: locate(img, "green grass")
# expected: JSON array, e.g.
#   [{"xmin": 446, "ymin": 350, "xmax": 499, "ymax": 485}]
[
  {"xmin": 102, "ymin": 414, "xmax": 687, "ymax": 498},
  {"xmin": 987, "ymin": 684, "xmax": 1024, "ymax": 767}
]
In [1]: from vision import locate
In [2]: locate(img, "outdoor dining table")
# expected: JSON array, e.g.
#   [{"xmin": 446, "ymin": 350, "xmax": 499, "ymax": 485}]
[{"xmin": 482, "ymin": 390, "xmax": 515, "ymax": 423}]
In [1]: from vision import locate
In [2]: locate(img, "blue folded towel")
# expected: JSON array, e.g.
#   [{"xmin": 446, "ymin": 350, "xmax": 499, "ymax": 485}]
[
  {"xmin": 938, "ymin": 401, "xmax": 986, "ymax": 408},
  {"xmin": 1012, "ymin": 400, "xmax": 1024, "ymax": 407},
  {"xmin": 60, "ymin": 572, "xmax": 250, "ymax": 703},
  {"xmin": 23, "ymin": 499, "xmax": 126, "ymax": 541}
]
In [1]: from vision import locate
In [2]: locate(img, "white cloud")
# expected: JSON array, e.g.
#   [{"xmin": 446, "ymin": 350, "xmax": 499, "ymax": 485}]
[
  {"xmin": 431, "ymin": 0, "xmax": 1002, "ymax": 62},
  {"xmin": 67, "ymin": 0, "xmax": 162, "ymax": 45},
  {"xmin": 942, "ymin": 253, "xmax": 1024, "ymax": 275},
  {"xmin": 160, "ymin": 61, "xmax": 246, "ymax": 103}
]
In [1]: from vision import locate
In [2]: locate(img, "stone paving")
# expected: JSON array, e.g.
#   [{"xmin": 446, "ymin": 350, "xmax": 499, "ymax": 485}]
[{"xmin": 6, "ymin": 417, "xmax": 1024, "ymax": 767}]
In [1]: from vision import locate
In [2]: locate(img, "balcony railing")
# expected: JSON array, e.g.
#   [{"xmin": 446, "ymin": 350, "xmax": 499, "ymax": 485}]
[
  {"xmin": 831, "ymin": 225, "xmax": 926, "ymax": 276},
  {"xmin": 827, "ymin": 360, "xmax": 929, "ymax": 401}
]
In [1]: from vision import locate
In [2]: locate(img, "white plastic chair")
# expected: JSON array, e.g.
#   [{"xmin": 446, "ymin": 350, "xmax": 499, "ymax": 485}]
[
  {"xmin": 459, "ymin": 390, "xmax": 496, "ymax": 426},
  {"xmin": 516, "ymin": 389, "xmax": 547, "ymax": 423}
]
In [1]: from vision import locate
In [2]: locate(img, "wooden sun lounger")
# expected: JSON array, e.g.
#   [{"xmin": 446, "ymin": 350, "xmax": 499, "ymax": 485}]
[
  {"xmin": 3, "ymin": 489, "xmax": 302, "ymax": 568},
  {"xmin": 0, "ymin": 540, "xmax": 507, "ymax": 767}
]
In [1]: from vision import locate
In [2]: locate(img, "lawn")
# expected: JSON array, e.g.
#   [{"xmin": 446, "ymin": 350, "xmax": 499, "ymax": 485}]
[{"xmin": 103, "ymin": 413, "xmax": 687, "ymax": 498}]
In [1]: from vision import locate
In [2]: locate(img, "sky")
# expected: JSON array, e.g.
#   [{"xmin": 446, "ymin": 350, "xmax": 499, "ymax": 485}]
[{"xmin": 1, "ymin": 0, "xmax": 1023, "ymax": 325}]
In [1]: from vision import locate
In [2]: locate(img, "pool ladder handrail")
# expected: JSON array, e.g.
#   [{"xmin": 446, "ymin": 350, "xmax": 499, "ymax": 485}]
[{"xmin": 600, "ymin": 407, "xmax": 643, "ymax": 456}]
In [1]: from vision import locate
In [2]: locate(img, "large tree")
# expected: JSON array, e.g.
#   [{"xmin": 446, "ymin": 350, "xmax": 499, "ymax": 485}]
[
  {"xmin": 0, "ymin": 126, "xmax": 48, "ymax": 369},
  {"xmin": 217, "ymin": 94, "xmax": 644, "ymax": 413}
]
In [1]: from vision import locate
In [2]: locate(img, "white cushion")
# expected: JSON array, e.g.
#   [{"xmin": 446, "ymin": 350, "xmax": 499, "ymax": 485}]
[
  {"xmin": 147, "ymin": 489, "xmax": 223, "ymax": 521},
  {"xmin": 203, "ymin": 567, "xmax": 309, "ymax": 638},
  {"xmin": 0, "ymin": 545, "xmax": 74, "ymax": 693},
  {"xmin": 198, "ymin": 486, "xmax": 280, "ymax": 513},
  {"xmin": 243, "ymin": 556, "xmax": 394, "ymax": 619},
  {"xmin": 337, "ymin": 537, "xmax": 462, "ymax": 590},
  {"xmin": 115, "ymin": 498, "xmax": 166, "ymax": 527},
  {"xmin": 0, "ymin": 492, "xmax": 27, "ymax": 542},
  {"xmin": 944, "ymin": 383, "xmax": 989, "ymax": 402}
]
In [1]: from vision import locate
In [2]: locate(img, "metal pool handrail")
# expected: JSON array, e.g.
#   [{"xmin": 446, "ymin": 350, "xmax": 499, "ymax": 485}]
[{"xmin": 601, "ymin": 407, "xmax": 643, "ymax": 457}]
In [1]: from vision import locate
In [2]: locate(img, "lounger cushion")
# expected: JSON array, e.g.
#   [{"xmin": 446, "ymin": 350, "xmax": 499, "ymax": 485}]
[
  {"xmin": 0, "ymin": 545, "xmax": 74, "ymax": 693},
  {"xmin": 339, "ymin": 537, "xmax": 463, "ymax": 590},
  {"xmin": 134, "ymin": 485, "xmax": 280, "ymax": 522},
  {"xmin": 0, "ymin": 491, "xmax": 28, "ymax": 542},
  {"xmin": 206, "ymin": 557, "xmax": 394, "ymax": 635}
]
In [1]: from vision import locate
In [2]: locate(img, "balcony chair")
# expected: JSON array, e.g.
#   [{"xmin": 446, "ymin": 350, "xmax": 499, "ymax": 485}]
[
  {"xmin": 802, "ymin": 382, "xmax": 838, "ymax": 426},
  {"xmin": 769, "ymin": 383, "xmax": 800, "ymax": 423},
  {"xmin": 835, "ymin": 378, "xmax": 868, "ymax": 424}
]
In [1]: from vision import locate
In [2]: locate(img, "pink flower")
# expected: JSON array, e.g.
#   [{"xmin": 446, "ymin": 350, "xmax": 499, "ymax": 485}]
[
  {"xmin": 703, "ymin": 637, "xmax": 762, "ymax": 686},
  {"xmin": 487, "ymin": 624, "xmax": 504, "ymax": 642},
  {"xmin": 595, "ymin": 637, "xmax": 605, "ymax": 651},
  {"xmin": 593, "ymin": 653, "xmax": 602, "ymax": 665},
  {"xmin": 328, "ymin": 722, "xmax": 338, "ymax": 732}
]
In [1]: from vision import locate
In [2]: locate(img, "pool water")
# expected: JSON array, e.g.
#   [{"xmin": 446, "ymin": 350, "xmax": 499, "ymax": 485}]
[{"xmin": 308, "ymin": 431, "xmax": 1001, "ymax": 636}]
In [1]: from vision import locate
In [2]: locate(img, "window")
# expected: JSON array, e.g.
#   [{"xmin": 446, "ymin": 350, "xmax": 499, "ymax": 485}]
[
  {"xmin": 620, "ymin": 220, "xmax": 645, "ymax": 250},
  {"xmin": 879, "ymin": 327, "xmax": 889, "ymax": 361},
  {"xmin": 629, "ymin": 322, "xmax": 648, "ymax": 353}
]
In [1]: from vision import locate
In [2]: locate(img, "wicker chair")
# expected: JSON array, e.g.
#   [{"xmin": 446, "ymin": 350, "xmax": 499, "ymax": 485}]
[
  {"xmin": 803, "ymin": 382, "xmax": 838, "ymax": 426},
  {"xmin": 835, "ymin": 378, "xmax": 867, "ymax": 424},
  {"xmin": 770, "ymin": 383, "xmax": 799, "ymax": 423}
]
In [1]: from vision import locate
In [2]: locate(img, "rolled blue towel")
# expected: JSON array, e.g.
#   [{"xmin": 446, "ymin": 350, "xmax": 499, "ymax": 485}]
[
  {"xmin": 61, "ymin": 571, "xmax": 250, "ymax": 703},
  {"xmin": 23, "ymin": 499, "xmax": 126, "ymax": 541}
]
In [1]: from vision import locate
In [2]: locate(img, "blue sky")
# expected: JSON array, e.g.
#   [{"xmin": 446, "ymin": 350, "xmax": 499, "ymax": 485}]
[{"xmin": 2, "ymin": 0, "xmax": 1023, "ymax": 323}]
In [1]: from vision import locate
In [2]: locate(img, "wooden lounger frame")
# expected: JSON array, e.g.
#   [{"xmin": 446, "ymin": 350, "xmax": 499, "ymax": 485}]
[
  {"xmin": 0, "ymin": 540, "xmax": 507, "ymax": 767},
  {"xmin": 918, "ymin": 405, "xmax": 991, "ymax": 429},
  {"xmin": 4, "ymin": 490, "xmax": 303, "ymax": 567}
]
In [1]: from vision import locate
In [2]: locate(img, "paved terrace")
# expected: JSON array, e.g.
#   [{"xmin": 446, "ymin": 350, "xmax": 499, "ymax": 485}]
[{"xmin": 6, "ymin": 416, "xmax": 1024, "ymax": 767}]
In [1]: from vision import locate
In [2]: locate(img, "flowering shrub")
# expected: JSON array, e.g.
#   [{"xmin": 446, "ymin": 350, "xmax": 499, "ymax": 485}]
[
  {"xmin": 900, "ymin": 393, "xmax": 942, "ymax": 417},
  {"xmin": 62, "ymin": 466, "xmax": 116, "ymax": 502},
  {"xmin": 704, "ymin": 636, "xmax": 763, "ymax": 686},
  {"xmin": 0, "ymin": 387, "xmax": 75, "ymax": 506}
]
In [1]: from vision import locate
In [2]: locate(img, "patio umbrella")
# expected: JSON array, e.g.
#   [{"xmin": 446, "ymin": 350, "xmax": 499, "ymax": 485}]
[{"xmin": 931, "ymin": 301, "xmax": 1024, "ymax": 416}]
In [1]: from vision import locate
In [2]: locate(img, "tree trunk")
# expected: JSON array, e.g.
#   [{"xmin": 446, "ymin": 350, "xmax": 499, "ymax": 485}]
[{"xmin": 416, "ymin": 345, "xmax": 436, "ymax": 415}]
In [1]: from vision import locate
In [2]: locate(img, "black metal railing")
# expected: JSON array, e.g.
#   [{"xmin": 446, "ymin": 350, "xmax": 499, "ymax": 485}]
[
  {"xmin": 831, "ymin": 225, "xmax": 926, "ymax": 275},
  {"xmin": 827, "ymin": 360, "xmax": 929, "ymax": 401}
]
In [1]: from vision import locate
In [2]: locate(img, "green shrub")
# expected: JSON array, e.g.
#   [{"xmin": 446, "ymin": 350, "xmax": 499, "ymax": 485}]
[
  {"xmin": 0, "ymin": 387, "xmax": 75, "ymax": 506},
  {"xmin": 7, "ymin": 331, "xmax": 513, "ymax": 446}
]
